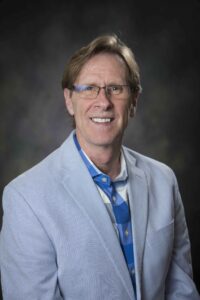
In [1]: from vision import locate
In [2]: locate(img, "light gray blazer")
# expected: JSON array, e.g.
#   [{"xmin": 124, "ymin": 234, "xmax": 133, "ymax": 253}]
[{"xmin": 0, "ymin": 131, "xmax": 199, "ymax": 300}]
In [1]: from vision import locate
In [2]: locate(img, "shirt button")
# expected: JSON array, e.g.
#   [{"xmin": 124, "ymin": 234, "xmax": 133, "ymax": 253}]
[
  {"xmin": 112, "ymin": 196, "xmax": 116, "ymax": 202},
  {"xmin": 125, "ymin": 229, "xmax": 129, "ymax": 236},
  {"xmin": 102, "ymin": 177, "xmax": 107, "ymax": 182}
]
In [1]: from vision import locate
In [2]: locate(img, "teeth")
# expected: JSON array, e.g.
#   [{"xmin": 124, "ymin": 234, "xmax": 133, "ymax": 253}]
[{"xmin": 92, "ymin": 118, "xmax": 111, "ymax": 123}]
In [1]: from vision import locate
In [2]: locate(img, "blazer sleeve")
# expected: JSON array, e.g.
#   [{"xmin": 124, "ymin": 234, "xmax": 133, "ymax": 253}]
[
  {"xmin": 0, "ymin": 185, "xmax": 63, "ymax": 300},
  {"xmin": 165, "ymin": 175, "xmax": 200, "ymax": 299}
]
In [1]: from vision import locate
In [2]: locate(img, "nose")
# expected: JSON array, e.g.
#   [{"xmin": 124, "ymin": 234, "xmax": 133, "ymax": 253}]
[{"xmin": 96, "ymin": 87, "xmax": 113, "ymax": 109}]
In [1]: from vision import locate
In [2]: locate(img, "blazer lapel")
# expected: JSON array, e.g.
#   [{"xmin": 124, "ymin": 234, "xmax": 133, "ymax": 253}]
[
  {"xmin": 59, "ymin": 133, "xmax": 135, "ymax": 300},
  {"xmin": 124, "ymin": 148, "xmax": 149, "ymax": 300}
]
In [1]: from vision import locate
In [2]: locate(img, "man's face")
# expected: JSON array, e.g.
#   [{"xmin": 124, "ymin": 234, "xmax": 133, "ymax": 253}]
[{"xmin": 64, "ymin": 53, "xmax": 137, "ymax": 152}]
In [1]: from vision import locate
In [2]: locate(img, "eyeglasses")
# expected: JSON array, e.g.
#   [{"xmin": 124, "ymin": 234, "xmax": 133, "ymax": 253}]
[{"xmin": 71, "ymin": 84, "xmax": 131, "ymax": 99}]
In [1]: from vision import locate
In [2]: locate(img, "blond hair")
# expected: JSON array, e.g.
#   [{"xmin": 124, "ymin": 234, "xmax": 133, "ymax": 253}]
[{"xmin": 62, "ymin": 34, "xmax": 142, "ymax": 94}]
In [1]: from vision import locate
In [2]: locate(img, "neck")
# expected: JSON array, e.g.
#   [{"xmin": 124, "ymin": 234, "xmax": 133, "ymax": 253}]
[
  {"xmin": 88, "ymin": 146, "xmax": 121, "ymax": 180},
  {"xmin": 77, "ymin": 140, "xmax": 121, "ymax": 180}
]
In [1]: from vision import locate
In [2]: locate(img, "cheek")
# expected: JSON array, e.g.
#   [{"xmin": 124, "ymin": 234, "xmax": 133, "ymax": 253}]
[
  {"xmin": 121, "ymin": 106, "xmax": 132, "ymax": 128},
  {"xmin": 120, "ymin": 103, "xmax": 131, "ymax": 120},
  {"xmin": 70, "ymin": 100, "xmax": 82, "ymax": 117},
  {"xmin": 73, "ymin": 103, "xmax": 90, "ymax": 123}
]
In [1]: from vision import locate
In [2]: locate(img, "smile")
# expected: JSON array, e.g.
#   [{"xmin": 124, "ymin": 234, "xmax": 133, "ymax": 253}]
[{"xmin": 91, "ymin": 118, "xmax": 113, "ymax": 123}]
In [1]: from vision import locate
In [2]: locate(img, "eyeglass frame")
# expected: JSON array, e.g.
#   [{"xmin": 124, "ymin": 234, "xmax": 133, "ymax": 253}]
[{"xmin": 71, "ymin": 84, "xmax": 132, "ymax": 99}]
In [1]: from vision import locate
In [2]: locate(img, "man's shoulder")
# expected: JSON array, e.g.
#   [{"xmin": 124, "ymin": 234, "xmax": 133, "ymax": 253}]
[
  {"xmin": 5, "ymin": 133, "xmax": 75, "ymax": 194},
  {"xmin": 123, "ymin": 146, "xmax": 176, "ymax": 184},
  {"xmin": 5, "ymin": 146, "xmax": 60, "ymax": 193}
]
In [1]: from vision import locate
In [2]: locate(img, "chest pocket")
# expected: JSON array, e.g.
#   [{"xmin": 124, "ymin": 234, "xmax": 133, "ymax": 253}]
[{"xmin": 146, "ymin": 220, "xmax": 174, "ymax": 250}]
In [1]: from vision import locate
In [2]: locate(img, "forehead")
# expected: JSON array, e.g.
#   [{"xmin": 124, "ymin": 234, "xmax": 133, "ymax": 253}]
[{"xmin": 76, "ymin": 53, "xmax": 127, "ymax": 83}]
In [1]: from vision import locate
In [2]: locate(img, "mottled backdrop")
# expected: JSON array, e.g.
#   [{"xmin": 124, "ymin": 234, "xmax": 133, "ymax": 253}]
[{"xmin": 0, "ymin": 0, "xmax": 200, "ymax": 297}]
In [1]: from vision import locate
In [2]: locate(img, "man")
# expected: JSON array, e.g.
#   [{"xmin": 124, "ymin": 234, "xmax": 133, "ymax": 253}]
[{"xmin": 0, "ymin": 35, "xmax": 199, "ymax": 300}]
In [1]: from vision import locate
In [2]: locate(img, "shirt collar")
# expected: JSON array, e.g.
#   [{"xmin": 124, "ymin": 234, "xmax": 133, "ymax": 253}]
[{"xmin": 73, "ymin": 133, "xmax": 128, "ymax": 182}]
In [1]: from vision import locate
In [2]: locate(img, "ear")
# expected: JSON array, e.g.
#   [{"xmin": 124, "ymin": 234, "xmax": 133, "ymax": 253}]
[
  {"xmin": 64, "ymin": 88, "xmax": 74, "ymax": 116},
  {"xmin": 129, "ymin": 104, "xmax": 135, "ymax": 118},
  {"xmin": 129, "ymin": 94, "xmax": 139, "ymax": 118}
]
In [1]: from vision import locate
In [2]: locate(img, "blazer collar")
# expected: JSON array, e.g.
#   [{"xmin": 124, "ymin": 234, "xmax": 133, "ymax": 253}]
[
  {"xmin": 58, "ymin": 132, "xmax": 148, "ymax": 300},
  {"xmin": 123, "ymin": 147, "xmax": 149, "ymax": 300},
  {"xmin": 59, "ymin": 132, "xmax": 135, "ymax": 300}
]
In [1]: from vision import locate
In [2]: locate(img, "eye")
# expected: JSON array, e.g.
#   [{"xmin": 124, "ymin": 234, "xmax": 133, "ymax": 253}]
[
  {"xmin": 84, "ymin": 85, "xmax": 96, "ymax": 91},
  {"xmin": 73, "ymin": 85, "xmax": 96, "ymax": 92},
  {"xmin": 109, "ymin": 85, "xmax": 123, "ymax": 93}
]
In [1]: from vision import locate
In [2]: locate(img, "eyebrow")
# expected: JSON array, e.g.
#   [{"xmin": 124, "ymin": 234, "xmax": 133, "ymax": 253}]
[{"xmin": 76, "ymin": 82, "xmax": 126, "ymax": 86}]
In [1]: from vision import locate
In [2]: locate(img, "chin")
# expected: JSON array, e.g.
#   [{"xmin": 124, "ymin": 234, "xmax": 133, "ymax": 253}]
[{"xmin": 89, "ymin": 134, "xmax": 122, "ymax": 148}]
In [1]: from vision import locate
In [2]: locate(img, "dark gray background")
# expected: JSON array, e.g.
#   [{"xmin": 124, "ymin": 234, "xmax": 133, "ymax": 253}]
[{"xmin": 0, "ymin": 0, "xmax": 200, "ymax": 297}]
